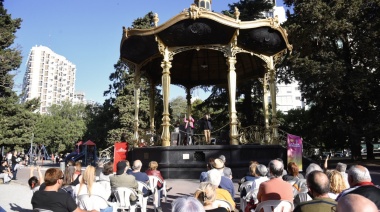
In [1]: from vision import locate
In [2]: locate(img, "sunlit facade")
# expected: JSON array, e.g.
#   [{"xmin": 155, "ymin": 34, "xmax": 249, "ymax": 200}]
[{"xmin": 21, "ymin": 45, "xmax": 76, "ymax": 113}]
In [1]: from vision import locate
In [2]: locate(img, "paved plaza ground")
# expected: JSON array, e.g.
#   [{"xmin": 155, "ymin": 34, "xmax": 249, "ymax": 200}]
[{"xmin": 0, "ymin": 158, "xmax": 379, "ymax": 211}]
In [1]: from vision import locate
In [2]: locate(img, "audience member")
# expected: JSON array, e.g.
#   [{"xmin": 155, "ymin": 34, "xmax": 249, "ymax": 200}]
[
  {"xmin": 218, "ymin": 155, "xmax": 232, "ymax": 179},
  {"xmin": 247, "ymin": 164, "xmax": 269, "ymax": 204},
  {"xmin": 130, "ymin": 159, "xmax": 150, "ymax": 196},
  {"xmin": 146, "ymin": 161, "xmax": 165, "ymax": 190},
  {"xmin": 95, "ymin": 161, "xmax": 104, "ymax": 180},
  {"xmin": 172, "ymin": 196, "xmax": 205, "ymax": 212},
  {"xmin": 125, "ymin": 160, "xmax": 133, "ymax": 174},
  {"xmin": 200, "ymin": 158, "xmax": 215, "ymax": 182},
  {"xmin": 207, "ymin": 169, "xmax": 235, "ymax": 210},
  {"xmin": 336, "ymin": 162, "xmax": 349, "ymax": 188},
  {"xmin": 305, "ymin": 163, "xmax": 323, "ymax": 178},
  {"xmin": 194, "ymin": 182, "xmax": 228, "ymax": 212},
  {"xmin": 61, "ymin": 165, "xmax": 76, "ymax": 197},
  {"xmin": 293, "ymin": 171, "xmax": 336, "ymax": 212},
  {"xmin": 110, "ymin": 160, "xmax": 139, "ymax": 205},
  {"xmin": 336, "ymin": 165, "xmax": 380, "ymax": 208},
  {"xmin": 99, "ymin": 161, "xmax": 113, "ymax": 182},
  {"xmin": 11, "ymin": 150, "xmax": 19, "ymax": 180},
  {"xmin": 212, "ymin": 158, "xmax": 235, "ymax": 198},
  {"xmin": 337, "ymin": 193, "xmax": 378, "ymax": 212},
  {"xmin": 0, "ymin": 160, "xmax": 12, "ymax": 184},
  {"xmin": 326, "ymin": 170, "xmax": 347, "ymax": 199},
  {"xmin": 71, "ymin": 161, "xmax": 83, "ymax": 186},
  {"xmin": 239, "ymin": 163, "xmax": 258, "ymax": 199},
  {"xmin": 31, "ymin": 167, "xmax": 96, "ymax": 212},
  {"xmin": 257, "ymin": 159, "xmax": 293, "ymax": 202},
  {"xmin": 283, "ymin": 162, "xmax": 304, "ymax": 181},
  {"xmin": 75, "ymin": 165, "xmax": 112, "ymax": 211},
  {"xmin": 28, "ymin": 165, "xmax": 44, "ymax": 192}
]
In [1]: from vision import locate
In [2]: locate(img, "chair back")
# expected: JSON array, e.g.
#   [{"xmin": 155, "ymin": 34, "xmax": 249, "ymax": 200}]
[
  {"xmin": 77, "ymin": 194, "xmax": 110, "ymax": 211},
  {"xmin": 213, "ymin": 199, "xmax": 232, "ymax": 211},
  {"xmin": 147, "ymin": 176, "xmax": 167, "ymax": 208},
  {"xmin": 137, "ymin": 181, "xmax": 151, "ymax": 212},
  {"xmin": 113, "ymin": 187, "xmax": 137, "ymax": 211},
  {"xmin": 255, "ymin": 200, "xmax": 294, "ymax": 212},
  {"xmin": 97, "ymin": 180, "xmax": 112, "ymax": 199},
  {"xmin": 239, "ymin": 181, "xmax": 254, "ymax": 192}
]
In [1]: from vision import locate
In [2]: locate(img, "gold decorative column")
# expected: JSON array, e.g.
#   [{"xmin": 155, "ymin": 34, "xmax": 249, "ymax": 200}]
[
  {"xmin": 133, "ymin": 67, "xmax": 141, "ymax": 146},
  {"xmin": 186, "ymin": 87, "xmax": 192, "ymax": 117},
  {"xmin": 268, "ymin": 56, "xmax": 279, "ymax": 144},
  {"xmin": 262, "ymin": 73, "xmax": 270, "ymax": 144},
  {"xmin": 161, "ymin": 60, "xmax": 172, "ymax": 146},
  {"xmin": 149, "ymin": 80, "xmax": 156, "ymax": 133},
  {"xmin": 227, "ymin": 56, "xmax": 239, "ymax": 145}
]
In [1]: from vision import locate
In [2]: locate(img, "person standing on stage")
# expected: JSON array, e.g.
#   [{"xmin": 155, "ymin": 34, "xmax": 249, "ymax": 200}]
[
  {"xmin": 184, "ymin": 115, "xmax": 195, "ymax": 145},
  {"xmin": 200, "ymin": 114, "xmax": 213, "ymax": 144}
]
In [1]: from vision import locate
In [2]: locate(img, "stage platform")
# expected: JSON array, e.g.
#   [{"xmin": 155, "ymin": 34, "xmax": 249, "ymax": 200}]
[{"xmin": 127, "ymin": 144, "xmax": 286, "ymax": 179}]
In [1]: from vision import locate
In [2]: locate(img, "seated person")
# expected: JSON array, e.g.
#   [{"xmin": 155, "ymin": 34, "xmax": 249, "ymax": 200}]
[
  {"xmin": 28, "ymin": 165, "xmax": 44, "ymax": 192},
  {"xmin": 31, "ymin": 167, "xmax": 96, "ymax": 212},
  {"xmin": 110, "ymin": 161, "xmax": 139, "ymax": 205},
  {"xmin": 195, "ymin": 182, "xmax": 229, "ymax": 212},
  {"xmin": 0, "ymin": 160, "xmax": 12, "ymax": 184}
]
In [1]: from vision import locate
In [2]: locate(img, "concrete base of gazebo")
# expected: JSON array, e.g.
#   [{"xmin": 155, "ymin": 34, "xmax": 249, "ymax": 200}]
[{"xmin": 127, "ymin": 144, "xmax": 286, "ymax": 179}]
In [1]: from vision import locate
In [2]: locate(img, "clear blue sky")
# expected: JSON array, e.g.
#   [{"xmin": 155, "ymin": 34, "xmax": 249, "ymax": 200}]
[{"xmin": 5, "ymin": 0, "xmax": 287, "ymax": 104}]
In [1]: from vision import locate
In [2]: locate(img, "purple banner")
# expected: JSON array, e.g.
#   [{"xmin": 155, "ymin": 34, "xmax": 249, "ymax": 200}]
[{"xmin": 287, "ymin": 134, "xmax": 303, "ymax": 171}]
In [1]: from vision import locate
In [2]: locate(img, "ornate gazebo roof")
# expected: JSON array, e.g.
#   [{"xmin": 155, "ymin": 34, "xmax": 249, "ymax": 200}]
[{"xmin": 120, "ymin": 5, "xmax": 292, "ymax": 88}]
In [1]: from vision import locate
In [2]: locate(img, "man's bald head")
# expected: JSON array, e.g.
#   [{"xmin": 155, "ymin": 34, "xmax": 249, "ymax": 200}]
[
  {"xmin": 132, "ymin": 160, "xmax": 142, "ymax": 171},
  {"xmin": 337, "ymin": 194, "xmax": 378, "ymax": 212},
  {"xmin": 348, "ymin": 165, "xmax": 371, "ymax": 186},
  {"xmin": 307, "ymin": 171, "xmax": 330, "ymax": 196},
  {"xmin": 269, "ymin": 159, "xmax": 284, "ymax": 178}
]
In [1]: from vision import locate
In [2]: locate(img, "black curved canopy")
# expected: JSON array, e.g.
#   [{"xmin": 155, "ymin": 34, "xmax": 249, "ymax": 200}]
[{"xmin": 120, "ymin": 8, "xmax": 291, "ymax": 88}]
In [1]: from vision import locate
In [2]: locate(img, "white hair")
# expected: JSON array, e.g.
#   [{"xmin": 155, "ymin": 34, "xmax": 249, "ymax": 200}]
[
  {"xmin": 172, "ymin": 196, "xmax": 205, "ymax": 212},
  {"xmin": 305, "ymin": 163, "xmax": 323, "ymax": 178},
  {"xmin": 348, "ymin": 165, "xmax": 371, "ymax": 184}
]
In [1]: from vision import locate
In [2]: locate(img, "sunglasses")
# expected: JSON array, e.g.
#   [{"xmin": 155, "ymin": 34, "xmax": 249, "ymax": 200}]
[{"xmin": 59, "ymin": 175, "xmax": 64, "ymax": 180}]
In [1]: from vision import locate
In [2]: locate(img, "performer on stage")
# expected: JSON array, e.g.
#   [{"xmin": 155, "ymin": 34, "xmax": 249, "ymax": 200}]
[
  {"xmin": 184, "ymin": 115, "xmax": 195, "ymax": 145},
  {"xmin": 200, "ymin": 114, "xmax": 212, "ymax": 144}
]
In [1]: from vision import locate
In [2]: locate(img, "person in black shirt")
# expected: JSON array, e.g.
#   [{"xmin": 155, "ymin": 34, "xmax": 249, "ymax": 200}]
[
  {"xmin": 31, "ymin": 167, "xmax": 96, "ymax": 212},
  {"xmin": 199, "ymin": 114, "xmax": 213, "ymax": 144}
]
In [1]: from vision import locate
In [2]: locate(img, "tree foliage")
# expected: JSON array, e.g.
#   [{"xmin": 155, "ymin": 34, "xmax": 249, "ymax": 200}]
[
  {"xmin": 282, "ymin": 0, "xmax": 380, "ymax": 159},
  {"xmin": 222, "ymin": 0, "xmax": 274, "ymax": 21},
  {"xmin": 0, "ymin": 1, "xmax": 38, "ymax": 150},
  {"xmin": 33, "ymin": 101, "xmax": 87, "ymax": 153}
]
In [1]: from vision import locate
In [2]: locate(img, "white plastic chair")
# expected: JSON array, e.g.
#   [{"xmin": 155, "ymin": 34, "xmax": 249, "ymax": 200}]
[
  {"xmin": 148, "ymin": 175, "xmax": 167, "ymax": 211},
  {"xmin": 137, "ymin": 181, "xmax": 151, "ymax": 212},
  {"xmin": 77, "ymin": 194, "xmax": 114, "ymax": 212},
  {"xmin": 97, "ymin": 180, "xmax": 112, "ymax": 200},
  {"xmin": 254, "ymin": 200, "xmax": 294, "ymax": 212},
  {"xmin": 213, "ymin": 199, "xmax": 233, "ymax": 211},
  {"xmin": 239, "ymin": 181, "xmax": 254, "ymax": 211},
  {"xmin": 113, "ymin": 187, "xmax": 138, "ymax": 212}
]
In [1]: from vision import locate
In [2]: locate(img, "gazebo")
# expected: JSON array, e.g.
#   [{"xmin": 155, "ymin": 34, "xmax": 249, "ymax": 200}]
[{"xmin": 120, "ymin": 0, "xmax": 292, "ymax": 147}]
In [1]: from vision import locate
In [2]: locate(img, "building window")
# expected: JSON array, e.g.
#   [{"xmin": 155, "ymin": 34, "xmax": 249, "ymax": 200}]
[
  {"xmin": 296, "ymin": 97, "xmax": 301, "ymax": 100},
  {"xmin": 287, "ymin": 91, "xmax": 292, "ymax": 93},
  {"xmin": 296, "ymin": 106, "xmax": 302, "ymax": 109}
]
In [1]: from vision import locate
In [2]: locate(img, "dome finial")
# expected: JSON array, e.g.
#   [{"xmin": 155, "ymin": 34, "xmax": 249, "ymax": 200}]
[{"xmin": 194, "ymin": 0, "xmax": 212, "ymax": 11}]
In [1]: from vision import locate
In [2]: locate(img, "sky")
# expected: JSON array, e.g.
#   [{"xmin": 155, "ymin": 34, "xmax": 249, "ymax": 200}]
[{"xmin": 5, "ymin": 0, "xmax": 288, "ymax": 104}]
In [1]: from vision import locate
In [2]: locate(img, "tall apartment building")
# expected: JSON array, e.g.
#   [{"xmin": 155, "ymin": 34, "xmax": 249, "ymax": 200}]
[{"xmin": 21, "ymin": 45, "xmax": 76, "ymax": 113}]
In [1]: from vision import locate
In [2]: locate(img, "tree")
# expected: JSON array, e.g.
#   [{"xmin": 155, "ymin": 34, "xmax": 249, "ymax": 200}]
[
  {"xmin": 170, "ymin": 96, "xmax": 187, "ymax": 123},
  {"xmin": 222, "ymin": 0, "xmax": 274, "ymax": 21},
  {"xmin": 33, "ymin": 101, "xmax": 87, "ymax": 153},
  {"xmin": 0, "ymin": 1, "xmax": 38, "ymax": 150},
  {"xmin": 102, "ymin": 12, "xmax": 165, "ymax": 145},
  {"xmin": 282, "ymin": 0, "xmax": 380, "ymax": 159}
]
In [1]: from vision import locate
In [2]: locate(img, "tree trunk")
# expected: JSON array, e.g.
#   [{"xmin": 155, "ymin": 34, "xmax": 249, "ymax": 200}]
[{"xmin": 366, "ymin": 137, "xmax": 375, "ymax": 160}]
